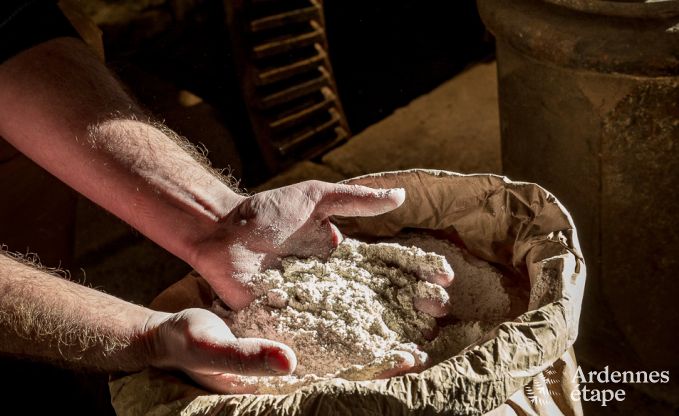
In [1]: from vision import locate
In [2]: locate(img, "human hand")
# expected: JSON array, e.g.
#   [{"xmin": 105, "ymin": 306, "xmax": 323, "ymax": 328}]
[
  {"xmin": 355, "ymin": 241, "xmax": 455, "ymax": 319},
  {"xmin": 188, "ymin": 180, "xmax": 406, "ymax": 310},
  {"xmin": 144, "ymin": 308, "xmax": 296, "ymax": 394},
  {"xmin": 142, "ymin": 305, "xmax": 421, "ymax": 394}
]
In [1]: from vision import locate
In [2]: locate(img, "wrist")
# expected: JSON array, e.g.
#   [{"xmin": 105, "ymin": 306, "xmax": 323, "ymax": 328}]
[
  {"xmin": 178, "ymin": 186, "xmax": 247, "ymax": 266},
  {"xmin": 210, "ymin": 184, "xmax": 247, "ymax": 222},
  {"xmin": 141, "ymin": 310, "xmax": 174, "ymax": 369}
]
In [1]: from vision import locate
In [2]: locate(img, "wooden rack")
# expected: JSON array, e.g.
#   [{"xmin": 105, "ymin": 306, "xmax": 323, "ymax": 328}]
[{"xmin": 225, "ymin": 0, "xmax": 351, "ymax": 172}]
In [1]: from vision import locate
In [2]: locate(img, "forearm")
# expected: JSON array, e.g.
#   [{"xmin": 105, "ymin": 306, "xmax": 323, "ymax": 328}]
[
  {"xmin": 0, "ymin": 252, "xmax": 296, "ymax": 381},
  {"xmin": 0, "ymin": 38, "xmax": 243, "ymax": 263},
  {"xmin": 0, "ymin": 253, "xmax": 161, "ymax": 371}
]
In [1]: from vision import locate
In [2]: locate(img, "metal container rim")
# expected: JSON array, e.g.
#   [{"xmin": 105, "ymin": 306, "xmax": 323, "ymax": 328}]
[{"xmin": 543, "ymin": 0, "xmax": 679, "ymax": 18}]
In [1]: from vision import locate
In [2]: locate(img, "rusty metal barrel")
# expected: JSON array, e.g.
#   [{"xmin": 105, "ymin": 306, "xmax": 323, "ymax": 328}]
[{"xmin": 477, "ymin": 0, "xmax": 679, "ymax": 407}]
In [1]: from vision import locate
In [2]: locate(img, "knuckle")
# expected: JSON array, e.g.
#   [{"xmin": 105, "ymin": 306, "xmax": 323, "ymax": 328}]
[{"xmin": 304, "ymin": 182, "xmax": 326, "ymax": 201}]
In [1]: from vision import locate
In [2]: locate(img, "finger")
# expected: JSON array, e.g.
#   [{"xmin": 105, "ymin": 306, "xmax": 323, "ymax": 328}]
[
  {"xmin": 418, "ymin": 264, "xmax": 455, "ymax": 287},
  {"xmin": 400, "ymin": 347, "xmax": 431, "ymax": 375},
  {"xmin": 414, "ymin": 296, "xmax": 449, "ymax": 318},
  {"xmin": 315, "ymin": 184, "xmax": 405, "ymax": 218},
  {"xmin": 188, "ymin": 372, "xmax": 259, "ymax": 394},
  {"xmin": 425, "ymin": 271, "xmax": 455, "ymax": 287},
  {"xmin": 329, "ymin": 221, "xmax": 343, "ymax": 247},
  {"xmin": 360, "ymin": 243, "xmax": 454, "ymax": 287},
  {"xmin": 313, "ymin": 219, "xmax": 343, "ymax": 253},
  {"xmin": 373, "ymin": 351, "xmax": 416, "ymax": 379},
  {"xmin": 280, "ymin": 218, "xmax": 340, "ymax": 258},
  {"xmin": 191, "ymin": 337, "xmax": 297, "ymax": 377}
]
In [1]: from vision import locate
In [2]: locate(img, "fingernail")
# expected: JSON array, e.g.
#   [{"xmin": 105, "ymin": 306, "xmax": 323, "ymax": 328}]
[
  {"xmin": 434, "ymin": 270, "xmax": 455, "ymax": 287},
  {"xmin": 265, "ymin": 349, "xmax": 292, "ymax": 374},
  {"xmin": 330, "ymin": 223, "xmax": 343, "ymax": 247}
]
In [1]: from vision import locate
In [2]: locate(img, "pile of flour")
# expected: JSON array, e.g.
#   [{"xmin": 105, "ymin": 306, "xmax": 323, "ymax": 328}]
[
  {"xmin": 221, "ymin": 239, "xmax": 450, "ymax": 376},
  {"xmin": 393, "ymin": 234, "xmax": 517, "ymax": 365},
  {"xmin": 216, "ymin": 234, "xmax": 515, "ymax": 394},
  {"xmin": 389, "ymin": 234, "xmax": 514, "ymax": 323}
]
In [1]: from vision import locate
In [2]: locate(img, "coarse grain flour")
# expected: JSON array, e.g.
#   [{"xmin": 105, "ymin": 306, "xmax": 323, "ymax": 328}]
[{"xmin": 213, "ymin": 233, "xmax": 516, "ymax": 394}]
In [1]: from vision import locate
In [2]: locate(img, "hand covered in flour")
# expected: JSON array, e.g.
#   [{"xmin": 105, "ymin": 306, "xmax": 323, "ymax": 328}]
[
  {"xmin": 189, "ymin": 180, "xmax": 406, "ymax": 311},
  {"xmin": 145, "ymin": 308, "xmax": 296, "ymax": 393}
]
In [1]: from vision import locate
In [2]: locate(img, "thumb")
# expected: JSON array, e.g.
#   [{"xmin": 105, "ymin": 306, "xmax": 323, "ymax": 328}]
[
  {"xmin": 154, "ymin": 309, "xmax": 297, "ymax": 377},
  {"xmin": 193, "ymin": 337, "xmax": 297, "ymax": 377},
  {"xmin": 189, "ymin": 317, "xmax": 297, "ymax": 376},
  {"xmin": 315, "ymin": 184, "xmax": 406, "ymax": 218}
]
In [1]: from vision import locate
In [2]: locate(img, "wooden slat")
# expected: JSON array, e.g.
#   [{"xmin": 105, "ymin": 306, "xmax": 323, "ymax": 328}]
[
  {"xmin": 252, "ymin": 22, "xmax": 323, "ymax": 58},
  {"xmin": 250, "ymin": 3, "xmax": 320, "ymax": 32},
  {"xmin": 276, "ymin": 108, "xmax": 340, "ymax": 155},
  {"xmin": 258, "ymin": 67, "xmax": 329, "ymax": 109},
  {"xmin": 255, "ymin": 45, "xmax": 326, "ymax": 85},
  {"xmin": 268, "ymin": 88, "xmax": 335, "ymax": 130},
  {"xmin": 269, "ymin": 86, "xmax": 333, "ymax": 121},
  {"xmin": 280, "ymin": 126, "xmax": 348, "ymax": 158},
  {"xmin": 311, "ymin": 126, "xmax": 348, "ymax": 156}
]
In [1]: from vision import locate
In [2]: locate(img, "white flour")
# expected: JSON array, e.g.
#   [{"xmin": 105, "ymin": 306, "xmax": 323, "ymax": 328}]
[
  {"xmin": 389, "ymin": 234, "xmax": 514, "ymax": 322},
  {"xmin": 215, "ymin": 234, "xmax": 516, "ymax": 394}
]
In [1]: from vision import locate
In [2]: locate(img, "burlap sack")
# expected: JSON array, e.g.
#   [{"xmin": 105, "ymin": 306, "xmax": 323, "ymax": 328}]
[{"xmin": 109, "ymin": 169, "xmax": 586, "ymax": 415}]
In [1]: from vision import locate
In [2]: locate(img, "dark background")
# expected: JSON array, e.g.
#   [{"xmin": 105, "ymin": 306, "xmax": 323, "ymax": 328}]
[{"xmin": 93, "ymin": 0, "xmax": 493, "ymax": 186}]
